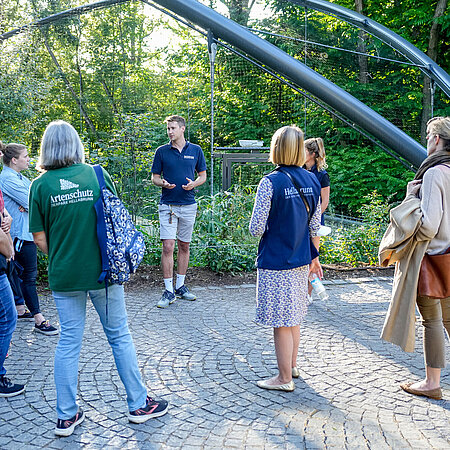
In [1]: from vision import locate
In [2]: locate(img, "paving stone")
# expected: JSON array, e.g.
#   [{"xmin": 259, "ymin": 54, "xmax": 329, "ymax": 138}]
[{"xmin": 1, "ymin": 277, "xmax": 449, "ymax": 448}]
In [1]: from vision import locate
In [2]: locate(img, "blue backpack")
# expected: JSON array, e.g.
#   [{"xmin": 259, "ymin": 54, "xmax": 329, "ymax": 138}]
[{"xmin": 93, "ymin": 165, "xmax": 145, "ymax": 285}]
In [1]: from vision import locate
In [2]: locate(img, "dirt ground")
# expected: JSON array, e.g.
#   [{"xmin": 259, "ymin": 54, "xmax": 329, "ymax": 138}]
[{"xmin": 127, "ymin": 264, "xmax": 394, "ymax": 289}]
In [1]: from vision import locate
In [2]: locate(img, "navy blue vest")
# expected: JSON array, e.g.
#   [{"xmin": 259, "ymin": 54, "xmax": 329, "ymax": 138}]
[{"xmin": 256, "ymin": 165, "xmax": 321, "ymax": 270}]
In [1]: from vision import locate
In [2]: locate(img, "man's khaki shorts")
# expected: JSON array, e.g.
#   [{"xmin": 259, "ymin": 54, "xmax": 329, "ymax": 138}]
[{"xmin": 158, "ymin": 203, "xmax": 198, "ymax": 242}]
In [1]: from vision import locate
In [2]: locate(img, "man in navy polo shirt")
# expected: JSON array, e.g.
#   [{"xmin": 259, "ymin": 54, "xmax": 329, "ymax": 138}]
[{"xmin": 151, "ymin": 115, "xmax": 207, "ymax": 308}]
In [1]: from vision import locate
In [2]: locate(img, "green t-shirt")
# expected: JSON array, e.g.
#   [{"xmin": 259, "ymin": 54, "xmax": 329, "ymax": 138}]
[{"xmin": 29, "ymin": 164, "xmax": 116, "ymax": 292}]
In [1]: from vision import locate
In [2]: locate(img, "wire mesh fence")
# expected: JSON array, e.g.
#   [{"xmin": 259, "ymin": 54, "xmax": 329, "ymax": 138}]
[{"xmin": 2, "ymin": 0, "xmax": 448, "ymax": 268}]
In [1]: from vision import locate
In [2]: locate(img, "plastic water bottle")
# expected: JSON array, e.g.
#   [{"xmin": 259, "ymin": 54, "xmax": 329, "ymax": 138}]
[{"xmin": 309, "ymin": 274, "xmax": 329, "ymax": 300}]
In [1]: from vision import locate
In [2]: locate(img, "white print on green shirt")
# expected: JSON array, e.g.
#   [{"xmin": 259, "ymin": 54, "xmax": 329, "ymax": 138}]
[{"xmin": 50, "ymin": 189, "xmax": 94, "ymax": 207}]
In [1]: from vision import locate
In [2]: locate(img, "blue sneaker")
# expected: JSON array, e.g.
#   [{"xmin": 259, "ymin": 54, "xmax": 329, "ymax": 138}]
[
  {"xmin": 128, "ymin": 396, "xmax": 169, "ymax": 423},
  {"xmin": 55, "ymin": 408, "xmax": 85, "ymax": 437},
  {"xmin": 175, "ymin": 285, "xmax": 196, "ymax": 301},
  {"xmin": 157, "ymin": 290, "xmax": 176, "ymax": 308},
  {"xmin": 0, "ymin": 376, "xmax": 25, "ymax": 398}
]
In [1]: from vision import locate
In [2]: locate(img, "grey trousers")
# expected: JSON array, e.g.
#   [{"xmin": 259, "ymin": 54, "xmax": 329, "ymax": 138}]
[{"xmin": 416, "ymin": 295, "xmax": 450, "ymax": 369}]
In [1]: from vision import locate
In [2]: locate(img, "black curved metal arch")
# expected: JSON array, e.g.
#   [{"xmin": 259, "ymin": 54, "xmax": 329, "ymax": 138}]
[
  {"xmin": 0, "ymin": 0, "xmax": 130, "ymax": 40},
  {"xmin": 292, "ymin": 0, "xmax": 450, "ymax": 98},
  {"xmin": 0, "ymin": 0, "xmax": 429, "ymax": 167}
]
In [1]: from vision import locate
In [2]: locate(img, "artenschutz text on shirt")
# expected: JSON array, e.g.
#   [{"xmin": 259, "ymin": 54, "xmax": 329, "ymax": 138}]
[{"xmin": 51, "ymin": 189, "xmax": 94, "ymax": 207}]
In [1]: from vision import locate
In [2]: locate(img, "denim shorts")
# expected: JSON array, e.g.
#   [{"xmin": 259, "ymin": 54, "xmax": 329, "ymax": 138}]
[{"xmin": 158, "ymin": 203, "xmax": 198, "ymax": 242}]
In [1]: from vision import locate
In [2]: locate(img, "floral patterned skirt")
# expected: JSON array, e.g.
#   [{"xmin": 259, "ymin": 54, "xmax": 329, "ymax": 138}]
[{"xmin": 255, "ymin": 265, "xmax": 309, "ymax": 328}]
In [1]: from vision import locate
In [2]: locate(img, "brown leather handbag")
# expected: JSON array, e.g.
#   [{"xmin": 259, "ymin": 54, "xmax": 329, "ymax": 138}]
[{"xmin": 418, "ymin": 247, "xmax": 450, "ymax": 298}]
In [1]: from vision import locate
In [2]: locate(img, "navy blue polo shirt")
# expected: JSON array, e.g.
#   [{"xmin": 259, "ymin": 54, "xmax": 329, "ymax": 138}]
[
  {"xmin": 305, "ymin": 164, "xmax": 330, "ymax": 224},
  {"xmin": 307, "ymin": 164, "xmax": 330, "ymax": 189},
  {"xmin": 151, "ymin": 141, "xmax": 207, "ymax": 205}
]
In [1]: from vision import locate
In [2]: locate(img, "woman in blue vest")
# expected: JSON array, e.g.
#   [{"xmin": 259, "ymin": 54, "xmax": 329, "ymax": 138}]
[{"xmin": 250, "ymin": 125, "xmax": 322, "ymax": 391}]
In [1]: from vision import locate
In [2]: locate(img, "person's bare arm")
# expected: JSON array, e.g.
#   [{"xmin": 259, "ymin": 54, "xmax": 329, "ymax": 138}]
[
  {"xmin": 0, "ymin": 228, "xmax": 14, "ymax": 260},
  {"xmin": 308, "ymin": 256, "xmax": 323, "ymax": 279},
  {"xmin": 182, "ymin": 171, "xmax": 207, "ymax": 191},
  {"xmin": 1, "ymin": 208, "xmax": 12, "ymax": 234},
  {"xmin": 320, "ymin": 186, "xmax": 330, "ymax": 214},
  {"xmin": 33, "ymin": 231, "xmax": 48, "ymax": 255},
  {"xmin": 151, "ymin": 173, "xmax": 176, "ymax": 189}
]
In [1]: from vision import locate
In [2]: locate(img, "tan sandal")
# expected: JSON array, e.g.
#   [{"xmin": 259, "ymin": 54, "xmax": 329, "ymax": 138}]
[{"xmin": 400, "ymin": 382, "xmax": 442, "ymax": 400}]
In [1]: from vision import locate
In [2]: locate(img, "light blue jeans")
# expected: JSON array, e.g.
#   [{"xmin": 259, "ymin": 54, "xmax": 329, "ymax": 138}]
[
  {"xmin": 0, "ymin": 274, "xmax": 16, "ymax": 377},
  {"xmin": 53, "ymin": 284, "xmax": 147, "ymax": 419}
]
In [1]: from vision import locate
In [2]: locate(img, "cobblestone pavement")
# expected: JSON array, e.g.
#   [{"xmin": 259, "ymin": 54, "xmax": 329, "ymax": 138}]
[{"xmin": 1, "ymin": 276, "xmax": 449, "ymax": 449}]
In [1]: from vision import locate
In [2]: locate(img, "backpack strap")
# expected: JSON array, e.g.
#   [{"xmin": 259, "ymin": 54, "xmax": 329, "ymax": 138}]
[
  {"xmin": 94, "ymin": 164, "xmax": 107, "ymax": 190},
  {"xmin": 276, "ymin": 167, "xmax": 314, "ymax": 223},
  {"xmin": 93, "ymin": 165, "xmax": 109, "ymax": 284}
]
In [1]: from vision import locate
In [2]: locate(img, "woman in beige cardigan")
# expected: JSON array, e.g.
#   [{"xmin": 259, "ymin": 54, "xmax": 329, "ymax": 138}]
[{"xmin": 400, "ymin": 116, "xmax": 450, "ymax": 400}]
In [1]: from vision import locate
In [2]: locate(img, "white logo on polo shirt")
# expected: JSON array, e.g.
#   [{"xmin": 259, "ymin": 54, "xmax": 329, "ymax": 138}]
[
  {"xmin": 184, "ymin": 155, "xmax": 194, "ymax": 160},
  {"xmin": 60, "ymin": 179, "xmax": 79, "ymax": 190}
]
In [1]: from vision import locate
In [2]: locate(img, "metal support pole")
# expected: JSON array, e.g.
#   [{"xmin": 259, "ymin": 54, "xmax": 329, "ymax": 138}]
[
  {"xmin": 304, "ymin": 7, "xmax": 308, "ymax": 134},
  {"xmin": 208, "ymin": 30, "xmax": 217, "ymax": 198},
  {"xmin": 430, "ymin": 80, "xmax": 435, "ymax": 119}
]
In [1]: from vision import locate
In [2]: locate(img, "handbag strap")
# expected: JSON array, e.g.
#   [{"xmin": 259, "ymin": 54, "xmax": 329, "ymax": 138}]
[{"xmin": 275, "ymin": 167, "xmax": 314, "ymax": 223}]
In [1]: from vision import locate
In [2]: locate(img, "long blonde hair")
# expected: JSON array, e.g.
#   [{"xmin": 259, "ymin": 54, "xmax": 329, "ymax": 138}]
[{"xmin": 304, "ymin": 137, "xmax": 327, "ymax": 171}]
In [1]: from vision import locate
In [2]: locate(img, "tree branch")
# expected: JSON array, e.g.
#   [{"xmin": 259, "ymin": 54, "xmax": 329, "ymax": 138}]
[{"xmin": 41, "ymin": 31, "xmax": 96, "ymax": 135}]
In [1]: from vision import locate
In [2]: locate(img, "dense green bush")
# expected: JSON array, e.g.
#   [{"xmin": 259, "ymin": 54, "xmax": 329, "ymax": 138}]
[
  {"xmin": 189, "ymin": 187, "xmax": 259, "ymax": 273},
  {"xmin": 37, "ymin": 187, "xmax": 391, "ymax": 279},
  {"xmin": 320, "ymin": 191, "xmax": 390, "ymax": 266}
]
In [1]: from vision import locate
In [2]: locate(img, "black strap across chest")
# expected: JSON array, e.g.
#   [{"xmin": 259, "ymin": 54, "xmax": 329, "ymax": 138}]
[{"xmin": 275, "ymin": 167, "xmax": 314, "ymax": 223}]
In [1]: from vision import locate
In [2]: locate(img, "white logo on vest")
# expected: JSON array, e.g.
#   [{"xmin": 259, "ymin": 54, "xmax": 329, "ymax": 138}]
[{"xmin": 60, "ymin": 179, "xmax": 79, "ymax": 190}]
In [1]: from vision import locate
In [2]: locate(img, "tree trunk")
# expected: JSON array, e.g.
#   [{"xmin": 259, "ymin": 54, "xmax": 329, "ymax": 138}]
[
  {"xmin": 42, "ymin": 33, "xmax": 96, "ymax": 134},
  {"xmin": 420, "ymin": 0, "xmax": 448, "ymax": 144},
  {"xmin": 100, "ymin": 78, "xmax": 123, "ymax": 127},
  {"xmin": 355, "ymin": 0, "xmax": 368, "ymax": 84},
  {"xmin": 221, "ymin": 0, "xmax": 256, "ymax": 26}
]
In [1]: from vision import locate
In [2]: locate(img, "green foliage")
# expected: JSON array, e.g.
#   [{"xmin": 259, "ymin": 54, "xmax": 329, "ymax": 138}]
[
  {"xmin": 320, "ymin": 191, "xmax": 390, "ymax": 267},
  {"xmin": 190, "ymin": 187, "xmax": 259, "ymax": 272},
  {"xmin": 138, "ymin": 187, "xmax": 259, "ymax": 273},
  {"xmin": 3, "ymin": 0, "xmax": 447, "ymax": 276},
  {"xmin": 145, "ymin": 189, "xmax": 390, "ymax": 272},
  {"xmin": 37, "ymin": 249, "xmax": 49, "ymax": 283},
  {"xmin": 326, "ymin": 144, "xmax": 413, "ymax": 212},
  {"xmin": 193, "ymin": 237, "xmax": 257, "ymax": 273},
  {"xmin": 140, "ymin": 226, "xmax": 162, "ymax": 265}
]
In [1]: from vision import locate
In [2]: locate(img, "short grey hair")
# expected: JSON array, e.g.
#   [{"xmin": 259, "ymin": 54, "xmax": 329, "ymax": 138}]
[{"xmin": 38, "ymin": 120, "xmax": 85, "ymax": 171}]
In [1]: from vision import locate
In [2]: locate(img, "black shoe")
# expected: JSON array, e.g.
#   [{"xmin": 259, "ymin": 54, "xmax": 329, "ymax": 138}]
[
  {"xmin": 128, "ymin": 396, "xmax": 169, "ymax": 423},
  {"xmin": 17, "ymin": 310, "xmax": 34, "ymax": 321},
  {"xmin": 0, "ymin": 376, "xmax": 25, "ymax": 398},
  {"xmin": 34, "ymin": 320, "xmax": 59, "ymax": 336},
  {"xmin": 55, "ymin": 408, "xmax": 85, "ymax": 437}
]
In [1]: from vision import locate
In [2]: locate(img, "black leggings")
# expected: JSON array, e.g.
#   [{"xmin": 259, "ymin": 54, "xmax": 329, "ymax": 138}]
[{"xmin": 14, "ymin": 241, "xmax": 40, "ymax": 316}]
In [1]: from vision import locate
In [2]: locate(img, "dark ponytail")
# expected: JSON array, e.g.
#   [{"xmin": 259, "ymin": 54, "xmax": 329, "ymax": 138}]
[{"xmin": 0, "ymin": 142, "xmax": 26, "ymax": 166}]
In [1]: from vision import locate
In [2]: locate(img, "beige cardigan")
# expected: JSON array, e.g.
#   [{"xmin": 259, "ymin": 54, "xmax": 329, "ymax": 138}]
[{"xmin": 378, "ymin": 195, "xmax": 430, "ymax": 352}]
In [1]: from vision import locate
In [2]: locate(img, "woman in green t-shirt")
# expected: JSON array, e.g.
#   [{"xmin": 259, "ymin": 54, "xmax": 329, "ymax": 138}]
[{"xmin": 29, "ymin": 120, "xmax": 168, "ymax": 437}]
